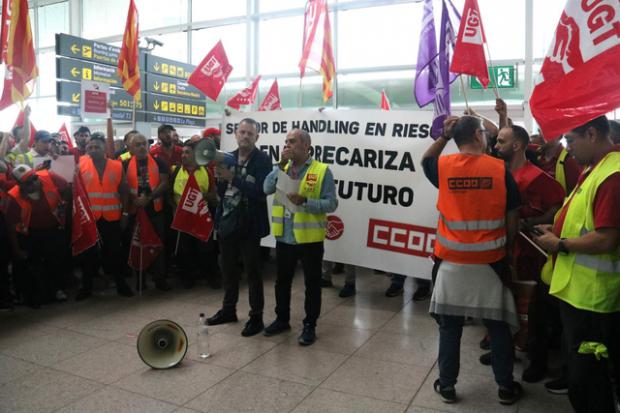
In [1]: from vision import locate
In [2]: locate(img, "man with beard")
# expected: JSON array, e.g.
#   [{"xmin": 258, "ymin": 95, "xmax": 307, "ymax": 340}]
[{"xmin": 150, "ymin": 124, "xmax": 182, "ymax": 169}]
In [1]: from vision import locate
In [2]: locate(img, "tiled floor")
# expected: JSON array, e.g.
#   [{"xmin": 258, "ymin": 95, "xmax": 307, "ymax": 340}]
[{"xmin": 0, "ymin": 264, "xmax": 573, "ymax": 413}]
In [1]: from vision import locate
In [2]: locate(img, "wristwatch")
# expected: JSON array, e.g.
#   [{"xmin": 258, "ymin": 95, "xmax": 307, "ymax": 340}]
[{"xmin": 558, "ymin": 238, "xmax": 569, "ymax": 254}]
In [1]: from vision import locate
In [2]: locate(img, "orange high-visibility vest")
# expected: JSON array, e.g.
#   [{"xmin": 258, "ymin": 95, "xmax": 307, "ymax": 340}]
[
  {"xmin": 435, "ymin": 153, "xmax": 507, "ymax": 264},
  {"xmin": 126, "ymin": 155, "xmax": 163, "ymax": 212},
  {"xmin": 79, "ymin": 156, "xmax": 123, "ymax": 221},
  {"xmin": 7, "ymin": 170, "xmax": 62, "ymax": 234}
]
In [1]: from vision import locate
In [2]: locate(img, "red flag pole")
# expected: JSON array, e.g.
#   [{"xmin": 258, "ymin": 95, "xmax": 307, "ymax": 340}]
[
  {"xmin": 459, "ymin": 75, "xmax": 470, "ymax": 113},
  {"xmin": 484, "ymin": 42, "xmax": 501, "ymax": 99}
]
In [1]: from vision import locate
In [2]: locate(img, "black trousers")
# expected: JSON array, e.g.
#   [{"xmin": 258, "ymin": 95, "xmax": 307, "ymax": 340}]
[
  {"xmin": 560, "ymin": 300, "xmax": 620, "ymax": 413},
  {"xmin": 79, "ymin": 219, "xmax": 125, "ymax": 293},
  {"xmin": 176, "ymin": 231, "xmax": 219, "ymax": 283},
  {"xmin": 13, "ymin": 227, "xmax": 66, "ymax": 305},
  {"xmin": 220, "ymin": 231, "xmax": 263, "ymax": 318},
  {"xmin": 274, "ymin": 241, "xmax": 324, "ymax": 327}
]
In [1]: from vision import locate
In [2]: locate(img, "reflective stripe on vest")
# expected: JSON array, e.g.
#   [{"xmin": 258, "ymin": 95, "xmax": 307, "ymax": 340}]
[
  {"xmin": 79, "ymin": 157, "xmax": 123, "ymax": 221},
  {"xmin": 435, "ymin": 153, "xmax": 507, "ymax": 264},
  {"xmin": 126, "ymin": 155, "xmax": 162, "ymax": 212},
  {"xmin": 271, "ymin": 159, "xmax": 328, "ymax": 243},
  {"xmin": 440, "ymin": 214, "xmax": 505, "ymax": 231},
  {"xmin": 550, "ymin": 151, "xmax": 620, "ymax": 313}
]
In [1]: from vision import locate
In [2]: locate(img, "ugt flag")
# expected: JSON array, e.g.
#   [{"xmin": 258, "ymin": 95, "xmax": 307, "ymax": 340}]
[
  {"xmin": 530, "ymin": 0, "xmax": 620, "ymax": 140},
  {"xmin": 226, "ymin": 75, "xmax": 261, "ymax": 110},
  {"xmin": 57, "ymin": 123, "xmax": 74, "ymax": 149},
  {"xmin": 258, "ymin": 79, "xmax": 282, "ymax": 111},
  {"xmin": 380, "ymin": 90, "xmax": 391, "ymax": 111},
  {"xmin": 188, "ymin": 40, "xmax": 233, "ymax": 101},
  {"xmin": 128, "ymin": 208, "xmax": 163, "ymax": 270},
  {"xmin": 71, "ymin": 174, "xmax": 99, "ymax": 256},
  {"xmin": 171, "ymin": 173, "xmax": 214, "ymax": 242},
  {"xmin": 450, "ymin": 0, "xmax": 489, "ymax": 88}
]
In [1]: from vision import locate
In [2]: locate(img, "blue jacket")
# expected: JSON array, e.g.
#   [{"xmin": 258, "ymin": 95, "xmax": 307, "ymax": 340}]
[{"xmin": 215, "ymin": 147, "xmax": 271, "ymax": 239}]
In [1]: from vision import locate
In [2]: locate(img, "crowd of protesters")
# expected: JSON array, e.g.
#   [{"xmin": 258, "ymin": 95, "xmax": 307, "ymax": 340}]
[{"xmin": 0, "ymin": 102, "xmax": 618, "ymax": 412}]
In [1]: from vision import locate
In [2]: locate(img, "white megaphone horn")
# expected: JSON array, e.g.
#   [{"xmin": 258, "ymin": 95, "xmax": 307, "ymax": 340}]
[
  {"xmin": 194, "ymin": 138, "xmax": 235, "ymax": 167},
  {"xmin": 136, "ymin": 320, "xmax": 188, "ymax": 369}
]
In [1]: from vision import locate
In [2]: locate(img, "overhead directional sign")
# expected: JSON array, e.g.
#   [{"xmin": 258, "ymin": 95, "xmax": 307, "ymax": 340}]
[
  {"xmin": 57, "ymin": 105, "xmax": 144, "ymax": 122},
  {"xmin": 145, "ymin": 93, "xmax": 205, "ymax": 117},
  {"xmin": 56, "ymin": 81, "xmax": 144, "ymax": 110},
  {"xmin": 145, "ymin": 113, "xmax": 206, "ymax": 128},
  {"xmin": 57, "ymin": 57, "xmax": 122, "ymax": 87},
  {"xmin": 144, "ymin": 54, "xmax": 194, "ymax": 80},
  {"xmin": 145, "ymin": 73, "xmax": 204, "ymax": 100},
  {"xmin": 56, "ymin": 33, "xmax": 129, "ymax": 67}
]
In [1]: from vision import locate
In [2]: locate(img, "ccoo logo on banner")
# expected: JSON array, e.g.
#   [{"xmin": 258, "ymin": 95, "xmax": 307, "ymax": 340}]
[{"xmin": 222, "ymin": 109, "xmax": 457, "ymax": 278}]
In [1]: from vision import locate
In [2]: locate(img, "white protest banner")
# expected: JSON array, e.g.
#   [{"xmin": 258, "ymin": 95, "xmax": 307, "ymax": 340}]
[
  {"xmin": 222, "ymin": 109, "xmax": 456, "ymax": 278},
  {"xmin": 80, "ymin": 80, "xmax": 110, "ymax": 119}
]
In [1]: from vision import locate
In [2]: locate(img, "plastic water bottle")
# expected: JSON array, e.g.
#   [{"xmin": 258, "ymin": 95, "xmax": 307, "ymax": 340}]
[{"xmin": 197, "ymin": 313, "xmax": 210, "ymax": 359}]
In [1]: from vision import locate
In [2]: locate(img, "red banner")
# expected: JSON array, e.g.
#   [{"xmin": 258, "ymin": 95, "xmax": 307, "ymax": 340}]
[
  {"xmin": 171, "ymin": 173, "xmax": 214, "ymax": 242},
  {"xmin": 117, "ymin": 0, "xmax": 140, "ymax": 100},
  {"xmin": 226, "ymin": 75, "xmax": 261, "ymax": 110},
  {"xmin": 450, "ymin": 0, "xmax": 489, "ymax": 88},
  {"xmin": 258, "ymin": 79, "xmax": 282, "ymax": 111},
  {"xmin": 530, "ymin": 0, "xmax": 620, "ymax": 140},
  {"xmin": 0, "ymin": 0, "xmax": 38, "ymax": 111},
  {"xmin": 188, "ymin": 40, "xmax": 233, "ymax": 101},
  {"xmin": 380, "ymin": 90, "xmax": 391, "ymax": 111},
  {"xmin": 0, "ymin": 0, "xmax": 11, "ymax": 64},
  {"xmin": 57, "ymin": 123, "xmax": 74, "ymax": 149},
  {"xmin": 71, "ymin": 174, "xmax": 99, "ymax": 256},
  {"xmin": 128, "ymin": 208, "xmax": 163, "ymax": 271}
]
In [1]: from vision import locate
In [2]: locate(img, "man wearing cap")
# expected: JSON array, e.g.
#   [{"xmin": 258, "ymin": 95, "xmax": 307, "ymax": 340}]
[
  {"xmin": 14, "ymin": 130, "xmax": 53, "ymax": 169},
  {"xmin": 4, "ymin": 164, "xmax": 71, "ymax": 307},
  {"xmin": 123, "ymin": 133, "xmax": 171, "ymax": 291},
  {"xmin": 150, "ymin": 124, "xmax": 182, "ymax": 169},
  {"xmin": 203, "ymin": 127, "xmax": 221, "ymax": 150},
  {"xmin": 75, "ymin": 133, "xmax": 134, "ymax": 300}
]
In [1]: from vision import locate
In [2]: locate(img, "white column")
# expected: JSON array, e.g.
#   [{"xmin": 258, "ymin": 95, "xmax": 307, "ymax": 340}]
[{"xmin": 524, "ymin": 0, "xmax": 534, "ymax": 132}]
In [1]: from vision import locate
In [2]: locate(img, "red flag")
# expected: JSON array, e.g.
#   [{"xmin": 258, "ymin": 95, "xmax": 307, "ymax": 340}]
[
  {"xmin": 380, "ymin": 89, "xmax": 391, "ymax": 111},
  {"xmin": 171, "ymin": 173, "xmax": 214, "ymax": 242},
  {"xmin": 450, "ymin": 0, "xmax": 489, "ymax": 88},
  {"xmin": 117, "ymin": 0, "xmax": 141, "ymax": 101},
  {"xmin": 226, "ymin": 75, "xmax": 261, "ymax": 110},
  {"xmin": 0, "ymin": 0, "xmax": 38, "ymax": 111},
  {"xmin": 1, "ymin": 0, "xmax": 11, "ymax": 63},
  {"xmin": 128, "ymin": 209, "xmax": 163, "ymax": 270},
  {"xmin": 71, "ymin": 174, "xmax": 99, "ymax": 256},
  {"xmin": 57, "ymin": 123, "xmax": 74, "ymax": 149},
  {"xmin": 530, "ymin": 1, "xmax": 620, "ymax": 140},
  {"xmin": 12, "ymin": 109, "xmax": 36, "ymax": 147},
  {"xmin": 299, "ymin": 0, "xmax": 336, "ymax": 102},
  {"xmin": 258, "ymin": 79, "xmax": 282, "ymax": 111},
  {"xmin": 188, "ymin": 40, "xmax": 233, "ymax": 101}
]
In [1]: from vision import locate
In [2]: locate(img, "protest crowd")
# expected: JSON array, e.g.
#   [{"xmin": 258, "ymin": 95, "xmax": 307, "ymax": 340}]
[{"xmin": 1, "ymin": 0, "xmax": 619, "ymax": 412}]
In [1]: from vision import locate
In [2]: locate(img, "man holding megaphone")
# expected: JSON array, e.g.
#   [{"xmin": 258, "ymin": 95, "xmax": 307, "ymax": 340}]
[{"xmin": 206, "ymin": 118, "xmax": 272, "ymax": 338}]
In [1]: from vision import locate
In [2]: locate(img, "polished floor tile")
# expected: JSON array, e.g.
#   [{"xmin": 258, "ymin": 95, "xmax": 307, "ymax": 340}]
[
  {"xmin": 185, "ymin": 370, "xmax": 313, "ymax": 413},
  {"xmin": 55, "ymin": 386, "xmax": 177, "ymax": 413},
  {"xmin": 0, "ymin": 354, "xmax": 39, "ymax": 386},
  {"xmin": 356, "ymin": 330, "xmax": 438, "ymax": 368},
  {"xmin": 291, "ymin": 388, "xmax": 407, "ymax": 413}
]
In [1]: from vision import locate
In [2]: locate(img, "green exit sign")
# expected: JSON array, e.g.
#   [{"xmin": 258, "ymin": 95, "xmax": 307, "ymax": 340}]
[{"xmin": 470, "ymin": 65, "xmax": 516, "ymax": 89}]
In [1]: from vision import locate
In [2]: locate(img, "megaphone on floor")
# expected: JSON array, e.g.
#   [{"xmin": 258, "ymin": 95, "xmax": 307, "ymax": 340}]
[
  {"xmin": 194, "ymin": 138, "xmax": 235, "ymax": 167},
  {"xmin": 137, "ymin": 320, "xmax": 188, "ymax": 369}
]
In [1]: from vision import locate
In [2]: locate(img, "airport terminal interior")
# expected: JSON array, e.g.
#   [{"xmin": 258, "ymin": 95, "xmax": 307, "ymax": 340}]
[{"xmin": 1, "ymin": 0, "xmax": 618, "ymax": 412}]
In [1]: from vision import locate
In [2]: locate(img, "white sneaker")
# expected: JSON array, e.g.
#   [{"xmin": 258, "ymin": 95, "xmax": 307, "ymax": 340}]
[{"xmin": 55, "ymin": 290, "xmax": 68, "ymax": 302}]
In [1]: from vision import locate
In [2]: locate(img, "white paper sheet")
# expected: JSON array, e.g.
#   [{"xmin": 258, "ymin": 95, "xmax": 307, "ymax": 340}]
[
  {"xmin": 276, "ymin": 170, "xmax": 301, "ymax": 213},
  {"xmin": 50, "ymin": 155, "xmax": 75, "ymax": 182}
]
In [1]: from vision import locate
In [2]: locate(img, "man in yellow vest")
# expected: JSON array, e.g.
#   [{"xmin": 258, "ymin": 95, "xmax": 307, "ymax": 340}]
[
  {"xmin": 263, "ymin": 128, "xmax": 338, "ymax": 346},
  {"xmin": 169, "ymin": 141, "xmax": 220, "ymax": 289},
  {"xmin": 534, "ymin": 115, "xmax": 620, "ymax": 413},
  {"xmin": 75, "ymin": 133, "xmax": 133, "ymax": 301}
]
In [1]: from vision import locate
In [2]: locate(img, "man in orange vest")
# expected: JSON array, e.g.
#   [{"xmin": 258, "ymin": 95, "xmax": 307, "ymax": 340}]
[
  {"xmin": 493, "ymin": 124, "xmax": 565, "ymax": 383},
  {"xmin": 4, "ymin": 164, "xmax": 70, "ymax": 308},
  {"xmin": 75, "ymin": 133, "xmax": 133, "ymax": 301},
  {"xmin": 123, "ymin": 133, "xmax": 171, "ymax": 291},
  {"xmin": 421, "ymin": 115, "xmax": 523, "ymax": 405}
]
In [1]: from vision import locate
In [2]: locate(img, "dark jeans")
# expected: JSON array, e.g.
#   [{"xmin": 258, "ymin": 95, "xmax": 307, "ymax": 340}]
[
  {"xmin": 529, "ymin": 281, "xmax": 565, "ymax": 368},
  {"xmin": 13, "ymin": 227, "xmax": 66, "ymax": 305},
  {"xmin": 274, "ymin": 241, "xmax": 324, "ymax": 328},
  {"xmin": 560, "ymin": 300, "xmax": 620, "ymax": 413},
  {"xmin": 79, "ymin": 219, "xmax": 125, "ymax": 293},
  {"xmin": 176, "ymin": 231, "xmax": 219, "ymax": 283},
  {"xmin": 220, "ymin": 231, "xmax": 263, "ymax": 318},
  {"xmin": 436, "ymin": 314, "xmax": 514, "ymax": 388}
]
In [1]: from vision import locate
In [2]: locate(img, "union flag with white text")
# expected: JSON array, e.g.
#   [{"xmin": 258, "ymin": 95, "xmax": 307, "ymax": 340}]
[
  {"xmin": 450, "ymin": 0, "xmax": 489, "ymax": 88},
  {"xmin": 171, "ymin": 173, "xmax": 214, "ymax": 242}
]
